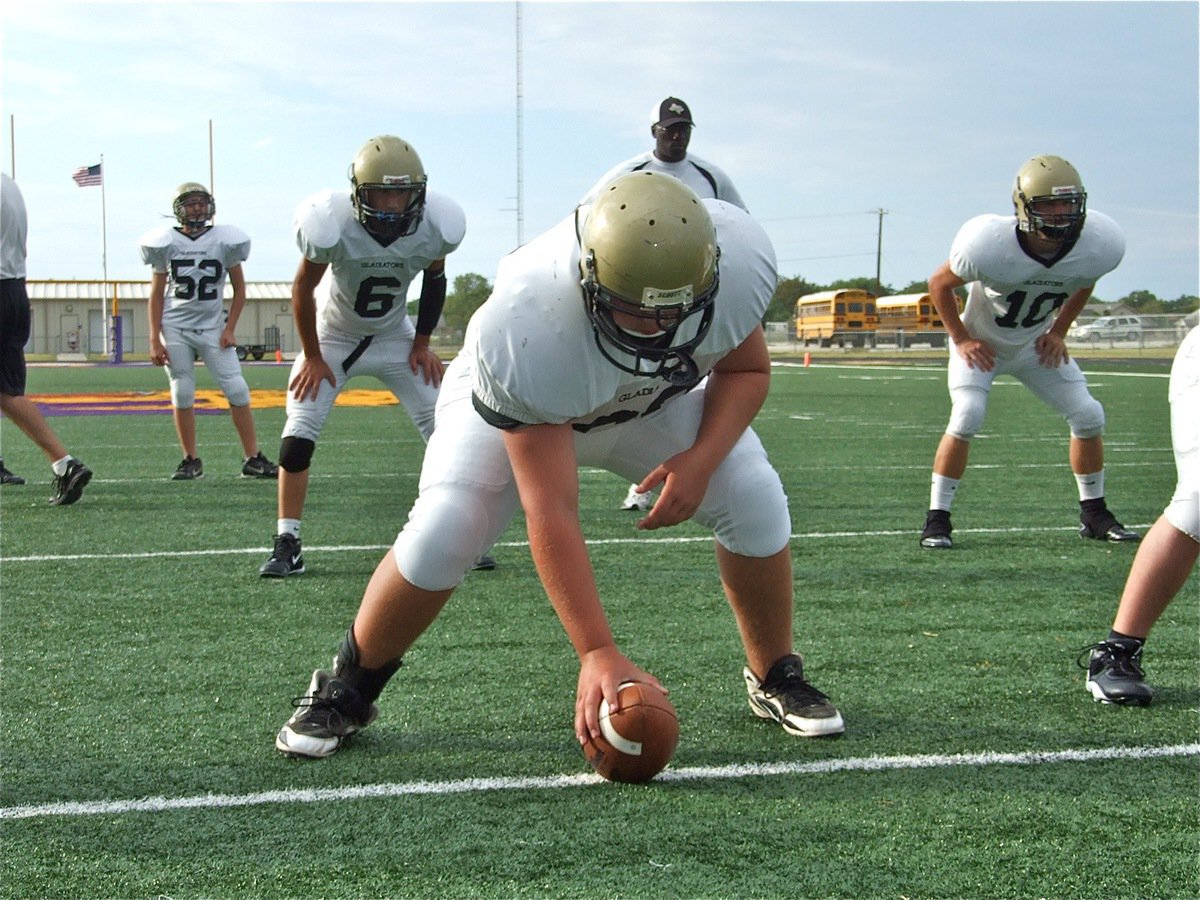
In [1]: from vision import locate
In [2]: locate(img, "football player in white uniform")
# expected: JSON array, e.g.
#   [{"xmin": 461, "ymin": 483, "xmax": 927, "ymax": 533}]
[
  {"xmin": 139, "ymin": 183, "xmax": 278, "ymax": 482},
  {"xmin": 1079, "ymin": 325, "xmax": 1199, "ymax": 705},
  {"xmin": 259, "ymin": 135, "xmax": 471, "ymax": 578},
  {"xmin": 1, "ymin": 172, "xmax": 93, "ymax": 503},
  {"xmin": 581, "ymin": 96, "xmax": 747, "ymax": 513},
  {"xmin": 919, "ymin": 155, "xmax": 1140, "ymax": 549},
  {"xmin": 275, "ymin": 173, "xmax": 844, "ymax": 760}
]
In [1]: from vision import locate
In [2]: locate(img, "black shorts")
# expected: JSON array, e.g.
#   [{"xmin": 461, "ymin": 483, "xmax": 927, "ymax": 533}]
[{"xmin": 1, "ymin": 278, "xmax": 31, "ymax": 396}]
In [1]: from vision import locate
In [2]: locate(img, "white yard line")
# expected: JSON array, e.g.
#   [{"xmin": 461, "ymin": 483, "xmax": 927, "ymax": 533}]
[{"xmin": 4, "ymin": 743, "xmax": 1195, "ymax": 821}]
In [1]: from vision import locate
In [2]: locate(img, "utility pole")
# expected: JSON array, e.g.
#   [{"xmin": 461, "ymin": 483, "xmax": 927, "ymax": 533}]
[
  {"xmin": 873, "ymin": 208, "xmax": 887, "ymax": 294},
  {"xmin": 514, "ymin": 2, "xmax": 525, "ymax": 246}
]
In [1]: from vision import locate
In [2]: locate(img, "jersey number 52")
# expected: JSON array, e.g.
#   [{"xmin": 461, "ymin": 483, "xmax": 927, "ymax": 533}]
[{"xmin": 170, "ymin": 258, "xmax": 224, "ymax": 302}]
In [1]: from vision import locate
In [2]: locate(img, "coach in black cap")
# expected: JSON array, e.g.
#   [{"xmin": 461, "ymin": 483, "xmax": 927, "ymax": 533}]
[
  {"xmin": 578, "ymin": 95, "xmax": 749, "ymax": 511},
  {"xmin": 652, "ymin": 97, "xmax": 695, "ymax": 162}
]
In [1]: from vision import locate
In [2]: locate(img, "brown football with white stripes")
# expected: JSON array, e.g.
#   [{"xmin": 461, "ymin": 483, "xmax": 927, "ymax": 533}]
[{"xmin": 582, "ymin": 681, "xmax": 679, "ymax": 783}]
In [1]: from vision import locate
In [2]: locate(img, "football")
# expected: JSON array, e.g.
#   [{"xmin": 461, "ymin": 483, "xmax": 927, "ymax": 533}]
[{"xmin": 582, "ymin": 681, "xmax": 679, "ymax": 783}]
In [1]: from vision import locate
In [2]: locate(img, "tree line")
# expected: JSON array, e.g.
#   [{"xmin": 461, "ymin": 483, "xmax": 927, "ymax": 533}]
[{"xmin": 436, "ymin": 272, "xmax": 1199, "ymax": 330}]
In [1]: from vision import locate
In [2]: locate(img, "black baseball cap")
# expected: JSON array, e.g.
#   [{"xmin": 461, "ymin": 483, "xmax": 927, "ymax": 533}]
[{"xmin": 654, "ymin": 97, "xmax": 694, "ymax": 128}]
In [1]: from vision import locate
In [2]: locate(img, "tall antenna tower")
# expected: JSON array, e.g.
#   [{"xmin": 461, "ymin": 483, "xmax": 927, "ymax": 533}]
[{"xmin": 514, "ymin": 2, "xmax": 525, "ymax": 246}]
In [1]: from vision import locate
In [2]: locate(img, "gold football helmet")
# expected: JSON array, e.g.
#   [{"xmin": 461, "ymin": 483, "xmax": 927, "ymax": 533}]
[
  {"xmin": 1012, "ymin": 155, "xmax": 1087, "ymax": 243},
  {"xmin": 348, "ymin": 136, "xmax": 427, "ymax": 241},
  {"xmin": 172, "ymin": 182, "xmax": 215, "ymax": 229},
  {"xmin": 580, "ymin": 171, "xmax": 719, "ymax": 387}
]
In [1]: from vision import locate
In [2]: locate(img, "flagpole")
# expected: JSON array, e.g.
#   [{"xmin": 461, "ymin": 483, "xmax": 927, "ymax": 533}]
[
  {"xmin": 100, "ymin": 155, "xmax": 108, "ymax": 284},
  {"xmin": 100, "ymin": 153, "xmax": 112, "ymax": 360}
]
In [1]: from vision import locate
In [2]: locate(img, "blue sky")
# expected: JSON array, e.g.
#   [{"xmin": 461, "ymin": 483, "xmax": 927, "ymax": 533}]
[{"xmin": 3, "ymin": 1, "xmax": 1197, "ymax": 302}]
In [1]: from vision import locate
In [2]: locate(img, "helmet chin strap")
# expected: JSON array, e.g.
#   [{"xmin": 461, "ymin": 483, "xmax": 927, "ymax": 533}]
[
  {"xmin": 662, "ymin": 354, "xmax": 700, "ymax": 388},
  {"xmin": 587, "ymin": 327, "xmax": 701, "ymax": 389}
]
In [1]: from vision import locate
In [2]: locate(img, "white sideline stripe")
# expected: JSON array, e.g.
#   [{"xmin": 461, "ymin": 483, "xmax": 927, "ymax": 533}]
[
  {"xmin": 4, "ymin": 520, "xmax": 1156, "ymax": 564},
  {"xmin": 3, "ymin": 743, "xmax": 1195, "ymax": 821},
  {"xmin": 12, "ymin": 456, "xmax": 1166, "ymax": 490},
  {"xmin": 771, "ymin": 361, "xmax": 1171, "ymax": 380},
  {"xmin": 1, "ymin": 522, "xmax": 1158, "ymax": 564}
]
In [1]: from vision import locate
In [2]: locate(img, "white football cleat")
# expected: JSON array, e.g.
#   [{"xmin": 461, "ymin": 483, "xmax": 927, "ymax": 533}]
[{"xmin": 621, "ymin": 484, "xmax": 652, "ymax": 511}]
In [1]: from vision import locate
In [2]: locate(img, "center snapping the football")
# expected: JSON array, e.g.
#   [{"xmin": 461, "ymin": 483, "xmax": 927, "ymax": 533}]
[{"xmin": 582, "ymin": 681, "xmax": 679, "ymax": 783}]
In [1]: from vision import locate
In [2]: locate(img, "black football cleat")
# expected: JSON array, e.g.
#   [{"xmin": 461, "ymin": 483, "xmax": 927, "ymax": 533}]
[
  {"xmin": 1078, "ymin": 639, "xmax": 1153, "ymax": 705},
  {"xmin": 241, "ymin": 451, "xmax": 279, "ymax": 479},
  {"xmin": 0, "ymin": 461, "xmax": 26, "ymax": 485},
  {"xmin": 48, "ymin": 458, "xmax": 92, "ymax": 506},
  {"xmin": 276, "ymin": 669, "xmax": 377, "ymax": 759},
  {"xmin": 172, "ymin": 456, "xmax": 204, "ymax": 480},
  {"xmin": 260, "ymin": 533, "xmax": 305, "ymax": 577},
  {"xmin": 920, "ymin": 509, "xmax": 953, "ymax": 549},
  {"xmin": 744, "ymin": 654, "xmax": 845, "ymax": 737},
  {"xmin": 1079, "ymin": 513, "xmax": 1140, "ymax": 543}
]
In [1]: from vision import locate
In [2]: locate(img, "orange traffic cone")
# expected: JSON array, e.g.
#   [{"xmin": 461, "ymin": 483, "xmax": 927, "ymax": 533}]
[
  {"xmin": 803, "ymin": 351, "xmax": 811, "ymax": 368},
  {"xmin": 275, "ymin": 348, "xmax": 283, "ymax": 364}
]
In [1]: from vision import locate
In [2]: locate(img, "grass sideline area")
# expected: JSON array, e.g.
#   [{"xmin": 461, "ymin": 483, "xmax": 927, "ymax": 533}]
[
  {"xmin": 1, "ymin": 358, "xmax": 1196, "ymax": 899},
  {"xmin": 25, "ymin": 340, "xmax": 1183, "ymax": 368}
]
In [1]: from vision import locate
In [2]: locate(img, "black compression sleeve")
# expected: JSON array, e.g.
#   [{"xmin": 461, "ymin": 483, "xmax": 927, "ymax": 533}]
[{"xmin": 416, "ymin": 269, "xmax": 447, "ymax": 336}]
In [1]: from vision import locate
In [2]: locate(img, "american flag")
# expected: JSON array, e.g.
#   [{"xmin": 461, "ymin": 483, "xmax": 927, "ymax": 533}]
[{"xmin": 72, "ymin": 163, "xmax": 103, "ymax": 187}]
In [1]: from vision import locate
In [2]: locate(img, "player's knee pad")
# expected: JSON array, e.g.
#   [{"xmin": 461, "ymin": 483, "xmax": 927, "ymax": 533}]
[
  {"xmin": 946, "ymin": 387, "xmax": 989, "ymax": 441},
  {"xmin": 706, "ymin": 463, "xmax": 792, "ymax": 558},
  {"xmin": 1165, "ymin": 481, "xmax": 1200, "ymax": 542},
  {"xmin": 1066, "ymin": 397, "xmax": 1105, "ymax": 439},
  {"xmin": 278, "ymin": 436, "xmax": 315, "ymax": 473},
  {"xmin": 393, "ymin": 484, "xmax": 493, "ymax": 591},
  {"xmin": 170, "ymin": 379, "xmax": 195, "ymax": 409},
  {"xmin": 220, "ymin": 374, "xmax": 251, "ymax": 408}
]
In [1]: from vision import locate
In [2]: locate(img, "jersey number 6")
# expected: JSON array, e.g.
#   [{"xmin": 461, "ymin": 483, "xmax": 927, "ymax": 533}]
[{"xmin": 354, "ymin": 276, "xmax": 403, "ymax": 319}]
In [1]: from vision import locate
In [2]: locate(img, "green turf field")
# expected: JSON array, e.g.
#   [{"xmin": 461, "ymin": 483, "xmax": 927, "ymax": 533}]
[{"xmin": 1, "ymin": 358, "xmax": 1196, "ymax": 899}]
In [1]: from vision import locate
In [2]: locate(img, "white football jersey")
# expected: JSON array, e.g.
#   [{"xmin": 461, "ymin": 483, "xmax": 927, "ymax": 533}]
[
  {"xmin": 138, "ymin": 224, "xmax": 251, "ymax": 331},
  {"xmin": 1, "ymin": 173, "xmax": 28, "ymax": 278},
  {"xmin": 294, "ymin": 188, "xmax": 465, "ymax": 337},
  {"xmin": 580, "ymin": 152, "xmax": 747, "ymax": 210},
  {"xmin": 469, "ymin": 199, "xmax": 775, "ymax": 430},
  {"xmin": 950, "ymin": 211, "xmax": 1125, "ymax": 354}
]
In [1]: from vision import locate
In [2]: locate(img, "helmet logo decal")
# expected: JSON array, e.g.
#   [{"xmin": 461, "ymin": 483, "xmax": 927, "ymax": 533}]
[
  {"xmin": 382, "ymin": 175, "xmax": 415, "ymax": 185},
  {"xmin": 643, "ymin": 285, "xmax": 694, "ymax": 307}
]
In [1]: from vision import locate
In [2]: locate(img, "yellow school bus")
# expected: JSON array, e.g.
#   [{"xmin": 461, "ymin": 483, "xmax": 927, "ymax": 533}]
[
  {"xmin": 875, "ymin": 293, "xmax": 947, "ymax": 347},
  {"xmin": 793, "ymin": 290, "xmax": 878, "ymax": 347}
]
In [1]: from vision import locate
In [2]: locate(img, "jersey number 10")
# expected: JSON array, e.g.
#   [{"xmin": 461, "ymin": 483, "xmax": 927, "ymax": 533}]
[{"xmin": 993, "ymin": 290, "xmax": 1069, "ymax": 330}]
